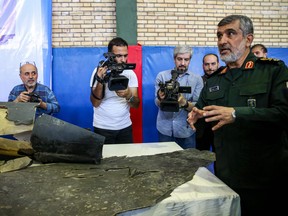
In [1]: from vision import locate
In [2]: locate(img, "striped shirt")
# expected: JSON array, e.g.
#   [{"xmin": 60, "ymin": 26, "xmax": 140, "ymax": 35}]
[{"xmin": 8, "ymin": 83, "xmax": 60, "ymax": 117}]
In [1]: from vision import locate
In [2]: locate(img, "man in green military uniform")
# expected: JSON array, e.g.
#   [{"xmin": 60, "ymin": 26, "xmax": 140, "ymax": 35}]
[{"xmin": 187, "ymin": 15, "xmax": 288, "ymax": 216}]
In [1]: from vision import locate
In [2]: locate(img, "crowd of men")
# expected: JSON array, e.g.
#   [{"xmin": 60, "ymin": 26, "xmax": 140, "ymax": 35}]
[{"xmin": 5, "ymin": 14, "xmax": 288, "ymax": 216}]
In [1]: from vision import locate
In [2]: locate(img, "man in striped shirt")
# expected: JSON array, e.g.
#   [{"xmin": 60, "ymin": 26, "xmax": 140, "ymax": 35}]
[{"xmin": 8, "ymin": 61, "xmax": 60, "ymax": 117}]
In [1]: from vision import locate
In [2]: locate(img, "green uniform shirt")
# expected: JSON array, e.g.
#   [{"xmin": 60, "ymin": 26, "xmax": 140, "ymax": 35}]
[{"xmin": 196, "ymin": 52, "xmax": 288, "ymax": 189}]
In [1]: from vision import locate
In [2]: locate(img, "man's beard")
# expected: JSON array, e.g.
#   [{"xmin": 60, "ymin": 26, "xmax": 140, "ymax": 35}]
[
  {"xmin": 25, "ymin": 80, "xmax": 36, "ymax": 88},
  {"xmin": 220, "ymin": 40, "xmax": 246, "ymax": 63},
  {"xmin": 176, "ymin": 66, "xmax": 188, "ymax": 73},
  {"xmin": 205, "ymin": 70, "xmax": 215, "ymax": 75}
]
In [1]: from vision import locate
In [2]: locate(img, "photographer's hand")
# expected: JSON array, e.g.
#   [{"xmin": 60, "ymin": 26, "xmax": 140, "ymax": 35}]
[
  {"xmin": 157, "ymin": 89, "xmax": 165, "ymax": 101},
  {"xmin": 15, "ymin": 91, "xmax": 30, "ymax": 102},
  {"xmin": 90, "ymin": 66, "xmax": 108, "ymax": 107},
  {"xmin": 36, "ymin": 98, "xmax": 47, "ymax": 110},
  {"xmin": 178, "ymin": 93, "xmax": 186, "ymax": 107},
  {"xmin": 97, "ymin": 66, "xmax": 108, "ymax": 80},
  {"xmin": 116, "ymin": 88, "xmax": 140, "ymax": 108},
  {"xmin": 155, "ymin": 89, "xmax": 166, "ymax": 107},
  {"xmin": 115, "ymin": 88, "xmax": 129, "ymax": 98},
  {"xmin": 178, "ymin": 94, "xmax": 193, "ymax": 111}
]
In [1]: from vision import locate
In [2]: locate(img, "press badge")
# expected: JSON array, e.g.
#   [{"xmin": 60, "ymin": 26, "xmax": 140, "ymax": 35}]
[
  {"xmin": 247, "ymin": 98, "xmax": 256, "ymax": 108},
  {"xmin": 209, "ymin": 86, "xmax": 220, "ymax": 92}
]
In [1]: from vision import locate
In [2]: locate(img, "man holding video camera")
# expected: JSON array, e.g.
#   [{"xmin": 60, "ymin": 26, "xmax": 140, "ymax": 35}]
[
  {"xmin": 155, "ymin": 45, "xmax": 203, "ymax": 149},
  {"xmin": 8, "ymin": 61, "xmax": 60, "ymax": 117},
  {"xmin": 90, "ymin": 37, "xmax": 140, "ymax": 144}
]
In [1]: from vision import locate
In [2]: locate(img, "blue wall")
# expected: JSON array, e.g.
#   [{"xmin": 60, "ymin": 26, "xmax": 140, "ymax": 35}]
[
  {"xmin": 52, "ymin": 48, "xmax": 106, "ymax": 129},
  {"xmin": 52, "ymin": 46, "xmax": 288, "ymax": 142}
]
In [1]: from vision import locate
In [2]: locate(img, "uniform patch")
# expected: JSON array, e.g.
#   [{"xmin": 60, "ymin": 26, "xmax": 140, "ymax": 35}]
[
  {"xmin": 247, "ymin": 98, "xmax": 256, "ymax": 108},
  {"xmin": 245, "ymin": 61, "xmax": 254, "ymax": 69},
  {"xmin": 209, "ymin": 86, "xmax": 220, "ymax": 92},
  {"xmin": 219, "ymin": 67, "xmax": 228, "ymax": 74}
]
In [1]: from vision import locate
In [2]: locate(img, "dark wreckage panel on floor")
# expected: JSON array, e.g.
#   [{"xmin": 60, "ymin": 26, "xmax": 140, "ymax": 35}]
[{"xmin": 0, "ymin": 148, "xmax": 215, "ymax": 216}]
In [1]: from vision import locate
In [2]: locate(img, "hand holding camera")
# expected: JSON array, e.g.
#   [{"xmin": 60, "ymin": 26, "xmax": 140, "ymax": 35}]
[
  {"xmin": 97, "ymin": 66, "xmax": 107, "ymax": 79},
  {"xmin": 158, "ymin": 70, "xmax": 191, "ymax": 112},
  {"xmin": 16, "ymin": 91, "xmax": 29, "ymax": 102},
  {"xmin": 25, "ymin": 92, "xmax": 41, "ymax": 103},
  {"xmin": 96, "ymin": 52, "xmax": 136, "ymax": 91},
  {"xmin": 16, "ymin": 91, "xmax": 41, "ymax": 103},
  {"xmin": 157, "ymin": 89, "xmax": 165, "ymax": 101},
  {"xmin": 178, "ymin": 94, "xmax": 187, "ymax": 107}
]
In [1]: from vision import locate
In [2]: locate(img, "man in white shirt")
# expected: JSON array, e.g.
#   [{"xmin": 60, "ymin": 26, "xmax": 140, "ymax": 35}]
[{"xmin": 90, "ymin": 37, "xmax": 140, "ymax": 144}]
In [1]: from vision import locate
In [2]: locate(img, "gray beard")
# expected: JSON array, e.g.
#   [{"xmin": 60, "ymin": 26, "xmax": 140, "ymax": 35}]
[
  {"xmin": 221, "ymin": 53, "xmax": 238, "ymax": 63},
  {"xmin": 220, "ymin": 40, "xmax": 246, "ymax": 64}
]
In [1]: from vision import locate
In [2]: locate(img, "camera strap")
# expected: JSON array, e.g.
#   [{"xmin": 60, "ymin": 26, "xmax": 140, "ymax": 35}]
[
  {"xmin": 96, "ymin": 74, "xmax": 104, "ymax": 84},
  {"xmin": 91, "ymin": 67, "xmax": 105, "ymax": 100},
  {"xmin": 91, "ymin": 84, "xmax": 105, "ymax": 100}
]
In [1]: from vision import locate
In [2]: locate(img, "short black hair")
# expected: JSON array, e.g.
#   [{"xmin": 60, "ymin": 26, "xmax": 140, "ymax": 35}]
[
  {"xmin": 108, "ymin": 37, "xmax": 128, "ymax": 52},
  {"xmin": 202, "ymin": 53, "xmax": 219, "ymax": 64},
  {"xmin": 251, "ymin": 44, "xmax": 268, "ymax": 54}
]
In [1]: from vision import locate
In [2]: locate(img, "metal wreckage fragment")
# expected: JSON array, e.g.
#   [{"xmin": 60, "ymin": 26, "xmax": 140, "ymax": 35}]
[
  {"xmin": 0, "ymin": 149, "xmax": 215, "ymax": 216},
  {"xmin": 0, "ymin": 102, "xmax": 105, "ymax": 172},
  {"xmin": 30, "ymin": 114, "xmax": 105, "ymax": 164},
  {"xmin": 0, "ymin": 102, "xmax": 216, "ymax": 215},
  {"xmin": 0, "ymin": 102, "xmax": 37, "ymax": 125},
  {"xmin": 0, "ymin": 102, "xmax": 35, "ymax": 136},
  {"xmin": 0, "ymin": 102, "xmax": 36, "ymax": 172}
]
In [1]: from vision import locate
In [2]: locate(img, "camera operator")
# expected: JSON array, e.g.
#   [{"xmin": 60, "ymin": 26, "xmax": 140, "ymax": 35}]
[
  {"xmin": 90, "ymin": 37, "xmax": 140, "ymax": 144},
  {"xmin": 8, "ymin": 61, "xmax": 60, "ymax": 118},
  {"xmin": 155, "ymin": 45, "xmax": 203, "ymax": 149}
]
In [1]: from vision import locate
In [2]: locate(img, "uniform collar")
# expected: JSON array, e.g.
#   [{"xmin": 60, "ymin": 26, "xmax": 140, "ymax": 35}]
[
  {"xmin": 241, "ymin": 52, "xmax": 257, "ymax": 71},
  {"xmin": 218, "ymin": 52, "xmax": 257, "ymax": 75}
]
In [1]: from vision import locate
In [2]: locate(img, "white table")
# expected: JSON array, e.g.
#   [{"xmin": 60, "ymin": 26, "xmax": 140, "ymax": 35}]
[
  {"xmin": 103, "ymin": 141, "xmax": 183, "ymax": 157},
  {"xmin": 103, "ymin": 142, "xmax": 241, "ymax": 216}
]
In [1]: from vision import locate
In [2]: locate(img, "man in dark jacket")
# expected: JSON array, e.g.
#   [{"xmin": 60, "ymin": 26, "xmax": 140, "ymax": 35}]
[{"xmin": 187, "ymin": 15, "xmax": 288, "ymax": 216}]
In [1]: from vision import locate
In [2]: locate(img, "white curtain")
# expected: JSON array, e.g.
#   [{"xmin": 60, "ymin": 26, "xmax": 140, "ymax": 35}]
[{"xmin": 0, "ymin": 0, "xmax": 51, "ymax": 101}]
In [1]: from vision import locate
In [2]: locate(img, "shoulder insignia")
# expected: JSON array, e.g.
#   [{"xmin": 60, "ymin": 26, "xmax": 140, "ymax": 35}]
[
  {"xmin": 208, "ymin": 66, "xmax": 227, "ymax": 77},
  {"xmin": 219, "ymin": 67, "xmax": 228, "ymax": 74},
  {"xmin": 257, "ymin": 57, "xmax": 282, "ymax": 65},
  {"xmin": 245, "ymin": 61, "xmax": 254, "ymax": 69},
  {"xmin": 216, "ymin": 66, "xmax": 227, "ymax": 75},
  {"xmin": 259, "ymin": 57, "xmax": 279, "ymax": 61}
]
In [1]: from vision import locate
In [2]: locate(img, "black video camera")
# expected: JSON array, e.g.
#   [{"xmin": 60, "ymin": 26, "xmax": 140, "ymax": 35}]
[
  {"xmin": 99, "ymin": 52, "xmax": 136, "ymax": 91},
  {"xmin": 158, "ymin": 70, "xmax": 191, "ymax": 112},
  {"xmin": 25, "ymin": 92, "xmax": 41, "ymax": 103}
]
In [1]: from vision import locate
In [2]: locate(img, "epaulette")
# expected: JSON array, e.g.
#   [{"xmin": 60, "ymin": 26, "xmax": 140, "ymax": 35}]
[
  {"xmin": 214, "ymin": 66, "xmax": 227, "ymax": 75},
  {"xmin": 256, "ymin": 57, "xmax": 282, "ymax": 65}
]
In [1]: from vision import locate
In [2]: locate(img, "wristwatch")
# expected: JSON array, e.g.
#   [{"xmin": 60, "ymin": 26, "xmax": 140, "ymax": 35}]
[
  {"xmin": 127, "ymin": 95, "xmax": 135, "ymax": 103},
  {"xmin": 231, "ymin": 110, "xmax": 236, "ymax": 119}
]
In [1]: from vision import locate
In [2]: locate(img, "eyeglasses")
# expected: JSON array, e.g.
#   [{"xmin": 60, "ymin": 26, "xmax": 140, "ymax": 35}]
[{"xmin": 19, "ymin": 61, "xmax": 36, "ymax": 67}]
